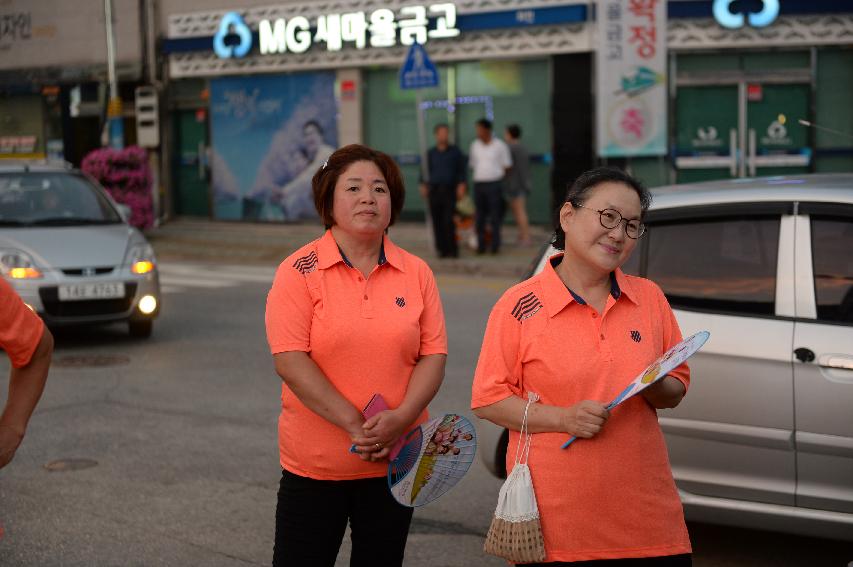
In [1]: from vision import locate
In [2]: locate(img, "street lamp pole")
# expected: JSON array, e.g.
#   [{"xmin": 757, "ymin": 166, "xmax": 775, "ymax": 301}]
[{"xmin": 104, "ymin": 0, "xmax": 124, "ymax": 148}]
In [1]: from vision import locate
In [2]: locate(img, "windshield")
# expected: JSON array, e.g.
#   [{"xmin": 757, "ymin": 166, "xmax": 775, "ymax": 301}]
[{"xmin": 0, "ymin": 172, "xmax": 123, "ymax": 226}]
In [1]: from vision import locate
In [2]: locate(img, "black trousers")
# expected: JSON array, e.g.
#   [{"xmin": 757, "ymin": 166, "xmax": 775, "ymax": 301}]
[
  {"xmin": 474, "ymin": 181, "xmax": 505, "ymax": 253},
  {"xmin": 521, "ymin": 554, "xmax": 692, "ymax": 566},
  {"xmin": 427, "ymin": 183, "xmax": 458, "ymax": 257},
  {"xmin": 273, "ymin": 468, "xmax": 414, "ymax": 567}
]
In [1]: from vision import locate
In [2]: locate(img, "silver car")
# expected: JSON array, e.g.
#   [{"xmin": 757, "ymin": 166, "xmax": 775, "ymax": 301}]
[
  {"xmin": 0, "ymin": 162, "xmax": 160, "ymax": 337},
  {"xmin": 479, "ymin": 174, "xmax": 853, "ymax": 541}
]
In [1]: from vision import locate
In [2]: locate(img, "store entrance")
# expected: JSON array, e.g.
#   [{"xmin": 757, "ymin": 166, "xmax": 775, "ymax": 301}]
[
  {"xmin": 172, "ymin": 109, "xmax": 210, "ymax": 217},
  {"xmin": 675, "ymin": 80, "xmax": 811, "ymax": 183}
]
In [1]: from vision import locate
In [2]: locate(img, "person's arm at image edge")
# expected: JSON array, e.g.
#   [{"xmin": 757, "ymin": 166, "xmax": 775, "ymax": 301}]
[{"xmin": 0, "ymin": 327, "xmax": 53, "ymax": 469}]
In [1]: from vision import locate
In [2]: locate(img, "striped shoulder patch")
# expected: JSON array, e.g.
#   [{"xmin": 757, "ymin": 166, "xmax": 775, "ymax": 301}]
[
  {"xmin": 511, "ymin": 292, "xmax": 543, "ymax": 322},
  {"xmin": 293, "ymin": 250, "xmax": 318, "ymax": 275}
]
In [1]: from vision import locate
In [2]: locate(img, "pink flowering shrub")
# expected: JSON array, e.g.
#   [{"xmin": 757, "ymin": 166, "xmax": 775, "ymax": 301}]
[{"xmin": 82, "ymin": 146, "xmax": 154, "ymax": 229}]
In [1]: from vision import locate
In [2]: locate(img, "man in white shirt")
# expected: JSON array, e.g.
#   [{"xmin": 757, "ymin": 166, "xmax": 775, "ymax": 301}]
[{"xmin": 469, "ymin": 119, "xmax": 512, "ymax": 254}]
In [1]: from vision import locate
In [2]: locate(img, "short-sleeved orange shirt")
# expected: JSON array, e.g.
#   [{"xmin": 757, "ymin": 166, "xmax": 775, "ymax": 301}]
[
  {"xmin": 472, "ymin": 254, "xmax": 691, "ymax": 562},
  {"xmin": 266, "ymin": 230, "xmax": 447, "ymax": 480},
  {"xmin": 1, "ymin": 277, "xmax": 45, "ymax": 369}
]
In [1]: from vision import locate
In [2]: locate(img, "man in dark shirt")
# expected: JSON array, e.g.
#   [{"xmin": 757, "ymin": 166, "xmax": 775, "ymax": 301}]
[{"xmin": 419, "ymin": 124, "xmax": 467, "ymax": 258}]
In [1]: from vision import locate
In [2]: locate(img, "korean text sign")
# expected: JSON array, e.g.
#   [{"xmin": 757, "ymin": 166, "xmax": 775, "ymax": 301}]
[{"xmin": 596, "ymin": 0, "xmax": 667, "ymax": 157}]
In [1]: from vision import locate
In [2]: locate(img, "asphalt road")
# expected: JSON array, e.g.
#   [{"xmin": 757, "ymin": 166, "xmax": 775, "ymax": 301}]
[{"xmin": 0, "ymin": 265, "xmax": 851, "ymax": 566}]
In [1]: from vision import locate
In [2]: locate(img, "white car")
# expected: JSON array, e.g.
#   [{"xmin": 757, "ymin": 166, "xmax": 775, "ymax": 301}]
[
  {"xmin": 0, "ymin": 162, "xmax": 160, "ymax": 337},
  {"xmin": 479, "ymin": 174, "xmax": 853, "ymax": 541}
]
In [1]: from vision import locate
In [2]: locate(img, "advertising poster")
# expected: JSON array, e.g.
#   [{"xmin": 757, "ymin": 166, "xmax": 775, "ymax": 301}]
[
  {"xmin": 596, "ymin": 0, "xmax": 667, "ymax": 157},
  {"xmin": 210, "ymin": 73, "xmax": 338, "ymax": 221}
]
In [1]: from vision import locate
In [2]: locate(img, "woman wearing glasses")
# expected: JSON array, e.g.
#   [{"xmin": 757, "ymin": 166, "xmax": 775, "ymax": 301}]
[{"xmin": 472, "ymin": 167, "xmax": 693, "ymax": 565}]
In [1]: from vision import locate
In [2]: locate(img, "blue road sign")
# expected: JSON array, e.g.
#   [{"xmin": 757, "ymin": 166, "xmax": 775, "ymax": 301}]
[{"xmin": 399, "ymin": 43, "xmax": 439, "ymax": 90}]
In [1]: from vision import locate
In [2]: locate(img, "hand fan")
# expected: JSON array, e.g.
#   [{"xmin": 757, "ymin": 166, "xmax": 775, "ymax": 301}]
[
  {"xmin": 561, "ymin": 331, "xmax": 710, "ymax": 449},
  {"xmin": 387, "ymin": 413, "xmax": 477, "ymax": 507}
]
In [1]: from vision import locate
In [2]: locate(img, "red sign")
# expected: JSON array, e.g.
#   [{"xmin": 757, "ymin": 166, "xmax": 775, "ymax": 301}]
[
  {"xmin": 747, "ymin": 84, "xmax": 763, "ymax": 102},
  {"xmin": 341, "ymin": 79, "xmax": 357, "ymax": 101}
]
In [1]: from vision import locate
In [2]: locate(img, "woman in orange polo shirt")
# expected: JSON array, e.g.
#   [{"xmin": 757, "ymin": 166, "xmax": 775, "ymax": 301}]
[
  {"xmin": 472, "ymin": 167, "xmax": 692, "ymax": 566},
  {"xmin": 265, "ymin": 144, "xmax": 447, "ymax": 567}
]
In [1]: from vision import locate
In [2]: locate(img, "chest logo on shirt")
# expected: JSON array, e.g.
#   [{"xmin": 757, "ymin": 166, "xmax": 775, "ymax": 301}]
[
  {"xmin": 293, "ymin": 251, "xmax": 318, "ymax": 275},
  {"xmin": 511, "ymin": 292, "xmax": 542, "ymax": 322},
  {"xmin": 630, "ymin": 330, "xmax": 642, "ymax": 343},
  {"xmin": 395, "ymin": 297, "xmax": 406, "ymax": 308}
]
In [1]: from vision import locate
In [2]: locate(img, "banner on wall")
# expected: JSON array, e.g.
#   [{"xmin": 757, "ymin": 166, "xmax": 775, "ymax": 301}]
[
  {"xmin": 210, "ymin": 73, "xmax": 338, "ymax": 221},
  {"xmin": 595, "ymin": 0, "xmax": 667, "ymax": 158}
]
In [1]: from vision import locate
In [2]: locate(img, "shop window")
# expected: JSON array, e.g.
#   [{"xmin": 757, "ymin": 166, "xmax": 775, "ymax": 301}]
[{"xmin": 644, "ymin": 217, "xmax": 780, "ymax": 315}]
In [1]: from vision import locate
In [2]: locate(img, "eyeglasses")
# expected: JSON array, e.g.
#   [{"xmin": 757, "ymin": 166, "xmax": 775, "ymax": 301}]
[{"xmin": 572, "ymin": 203, "xmax": 646, "ymax": 239}]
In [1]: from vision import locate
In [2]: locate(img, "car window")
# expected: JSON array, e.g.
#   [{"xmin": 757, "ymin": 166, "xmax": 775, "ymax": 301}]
[
  {"xmin": 0, "ymin": 172, "xmax": 121, "ymax": 225},
  {"xmin": 811, "ymin": 216, "xmax": 853, "ymax": 324},
  {"xmin": 644, "ymin": 217, "xmax": 780, "ymax": 315}
]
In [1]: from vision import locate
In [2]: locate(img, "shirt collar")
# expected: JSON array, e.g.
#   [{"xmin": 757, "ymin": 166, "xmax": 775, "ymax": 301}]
[
  {"xmin": 316, "ymin": 229, "xmax": 404, "ymax": 272},
  {"xmin": 538, "ymin": 253, "xmax": 638, "ymax": 317}
]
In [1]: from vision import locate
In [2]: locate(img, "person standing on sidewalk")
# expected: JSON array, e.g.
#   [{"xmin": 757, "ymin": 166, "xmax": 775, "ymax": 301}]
[
  {"xmin": 469, "ymin": 118, "xmax": 512, "ymax": 254},
  {"xmin": 504, "ymin": 124, "xmax": 533, "ymax": 247},
  {"xmin": 265, "ymin": 144, "xmax": 447, "ymax": 567},
  {"xmin": 419, "ymin": 124, "xmax": 467, "ymax": 258},
  {"xmin": 0, "ymin": 277, "xmax": 53, "ymax": 469},
  {"xmin": 472, "ymin": 167, "xmax": 692, "ymax": 565}
]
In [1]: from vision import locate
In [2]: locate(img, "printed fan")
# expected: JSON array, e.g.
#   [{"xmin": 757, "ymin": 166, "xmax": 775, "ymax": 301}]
[{"xmin": 387, "ymin": 414, "xmax": 477, "ymax": 507}]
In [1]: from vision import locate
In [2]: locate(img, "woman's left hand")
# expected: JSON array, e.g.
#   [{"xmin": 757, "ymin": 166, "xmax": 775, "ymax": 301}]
[{"xmin": 351, "ymin": 409, "xmax": 410, "ymax": 462}]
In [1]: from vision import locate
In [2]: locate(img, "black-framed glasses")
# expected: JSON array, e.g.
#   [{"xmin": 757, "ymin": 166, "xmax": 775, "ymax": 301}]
[{"xmin": 572, "ymin": 203, "xmax": 646, "ymax": 239}]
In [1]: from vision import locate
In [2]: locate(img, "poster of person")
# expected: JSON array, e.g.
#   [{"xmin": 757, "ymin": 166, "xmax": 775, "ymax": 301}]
[{"xmin": 210, "ymin": 73, "xmax": 338, "ymax": 221}]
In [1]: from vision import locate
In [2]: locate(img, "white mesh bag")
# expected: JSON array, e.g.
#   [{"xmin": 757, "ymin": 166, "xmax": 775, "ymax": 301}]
[{"xmin": 483, "ymin": 392, "xmax": 546, "ymax": 563}]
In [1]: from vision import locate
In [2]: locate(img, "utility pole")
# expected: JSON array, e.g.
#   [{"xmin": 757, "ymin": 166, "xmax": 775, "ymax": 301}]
[{"xmin": 104, "ymin": 0, "xmax": 124, "ymax": 148}]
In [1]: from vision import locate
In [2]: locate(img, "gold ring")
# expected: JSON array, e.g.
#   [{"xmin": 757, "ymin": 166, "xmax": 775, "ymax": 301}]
[{"xmin": 375, "ymin": 443, "xmax": 382, "ymax": 449}]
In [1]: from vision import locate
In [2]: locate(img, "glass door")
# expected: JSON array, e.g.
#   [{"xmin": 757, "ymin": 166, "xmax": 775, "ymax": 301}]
[
  {"xmin": 675, "ymin": 82, "xmax": 812, "ymax": 183},
  {"xmin": 745, "ymin": 83, "xmax": 811, "ymax": 177},
  {"xmin": 172, "ymin": 109, "xmax": 210, "ymax": 217},
  {"xmin": 674, "ymin": 85, "xmax": 740, "ymax": 183}
]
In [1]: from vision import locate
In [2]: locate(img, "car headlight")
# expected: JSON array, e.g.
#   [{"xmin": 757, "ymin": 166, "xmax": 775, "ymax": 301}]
[
  {"xmin": 124, "ymin": 244, "xmax": 157, "ymax": 275},
  {"xmin": 0, "ymin": 249, "xmax": 43, "ymax": 279}
]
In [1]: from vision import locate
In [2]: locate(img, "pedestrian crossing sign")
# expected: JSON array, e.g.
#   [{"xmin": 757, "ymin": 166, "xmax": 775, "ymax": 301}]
[{"xmin": 399, "ymin": 43, "xmax": 439, "ymax": 90}]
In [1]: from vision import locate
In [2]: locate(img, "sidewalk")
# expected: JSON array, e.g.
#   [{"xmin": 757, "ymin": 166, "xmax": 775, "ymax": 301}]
[{"xmin": 145, "ymin": 217, "xmax": 552, "ymax": 278}]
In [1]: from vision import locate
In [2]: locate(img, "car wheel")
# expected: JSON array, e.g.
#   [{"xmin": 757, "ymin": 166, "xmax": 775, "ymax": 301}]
[{"xmin": 128, "ymin": 319, "xmax": 153, "ymax": 338}]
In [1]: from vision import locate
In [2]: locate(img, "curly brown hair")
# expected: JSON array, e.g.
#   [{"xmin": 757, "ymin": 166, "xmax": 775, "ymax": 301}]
[{"xmin": 312, "ymin": 144, "xmax": 406, "ymax": 229}]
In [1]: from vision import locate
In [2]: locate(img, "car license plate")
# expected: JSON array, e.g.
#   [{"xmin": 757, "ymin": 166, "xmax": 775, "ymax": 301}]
[{"xmin": 58, "ymin": 282, "xmax": 126, "ymax": 301}]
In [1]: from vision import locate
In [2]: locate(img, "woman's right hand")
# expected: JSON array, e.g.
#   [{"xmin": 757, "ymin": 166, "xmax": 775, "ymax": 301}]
[{"xmin": 561, "ymin": 401, "xmax": 610, "ymax": 438}]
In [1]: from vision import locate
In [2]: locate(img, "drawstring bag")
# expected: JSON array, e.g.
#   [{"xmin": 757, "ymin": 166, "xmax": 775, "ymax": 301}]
[{"xmin": 483, "ymin": 392, "xmax": 546, "ymax": 563}]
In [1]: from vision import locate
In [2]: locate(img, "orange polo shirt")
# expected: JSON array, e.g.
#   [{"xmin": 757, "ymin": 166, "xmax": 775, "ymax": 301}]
[
  {"xmin": 472, "ymin": 254, "xmax": 691, "ymax": 562},
  {"xmin": 1, "ymin": 277, "xmax": 45, "ymax": 369},
  {"xmin": 266, "ymin": 230, "xmax": 447, "ymax": 480}
]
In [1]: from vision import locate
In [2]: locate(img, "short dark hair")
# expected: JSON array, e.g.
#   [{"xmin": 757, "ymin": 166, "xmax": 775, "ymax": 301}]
[
  {"xmin": 476, "ymin": 118, "xmax": 492, "ymax": 131},
  {"xmin": 303, "ymin": 120, "xmax": 323, "ymax": 134},
  {"xmin": 433, "ymin": 123, "xmax": 449, "ymax": 133},
  {"xmin": 552, "ymin": 167, "xmax": 652, "ymax": 251},
  {"xmin": 312, "ymin": 144, "xmax": 405, "ymax": 229},
  {"xmin": 506, "ymin": 124, "xmax": 522, "ymax": 139}
]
